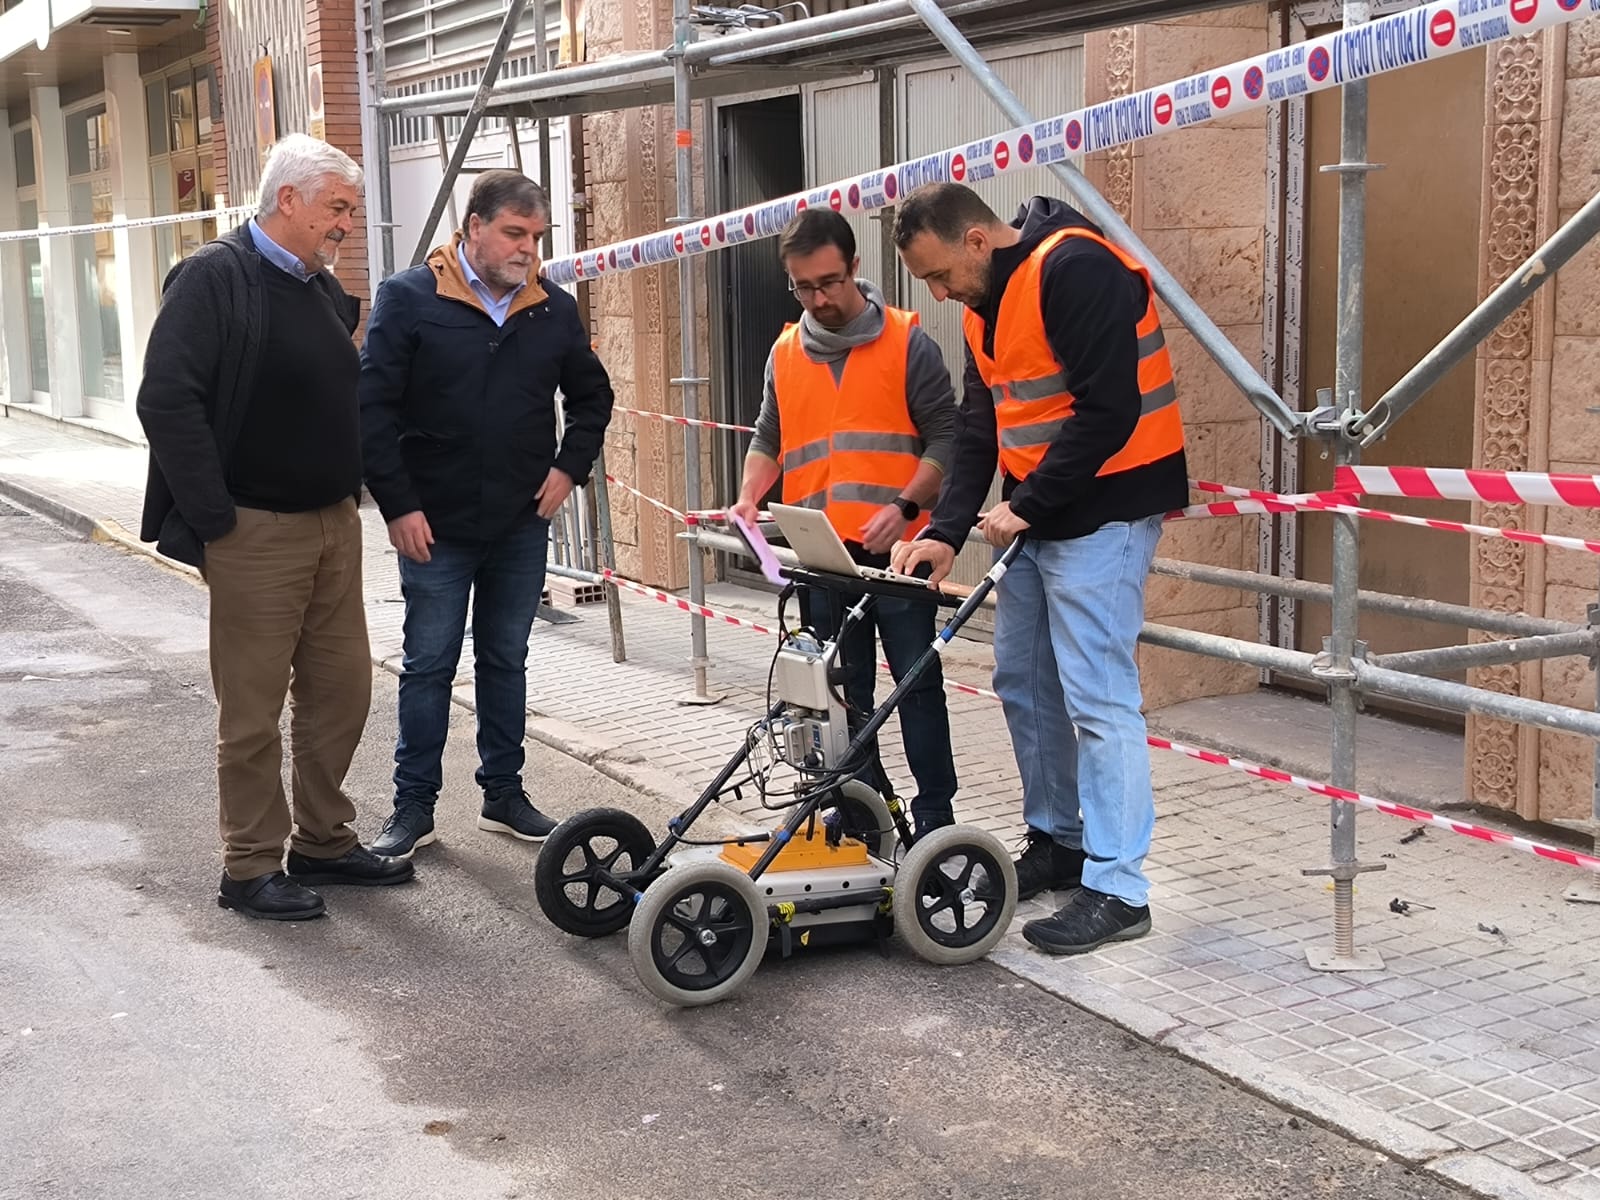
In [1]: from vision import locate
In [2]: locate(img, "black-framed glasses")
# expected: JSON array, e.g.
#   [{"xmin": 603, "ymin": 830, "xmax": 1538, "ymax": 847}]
[{"xmin": 787, "ymin": 275, "xmax": 850, "ymax": 300}]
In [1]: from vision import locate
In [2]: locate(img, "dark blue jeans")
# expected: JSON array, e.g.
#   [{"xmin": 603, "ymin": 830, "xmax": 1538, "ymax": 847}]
[
  {"xmin": 393, "ymin": 517, "xmax": 549, "ymax": 810},
  {"xmin": 800, "ymin": 586, "xmax": 958, "ymax": 828}
]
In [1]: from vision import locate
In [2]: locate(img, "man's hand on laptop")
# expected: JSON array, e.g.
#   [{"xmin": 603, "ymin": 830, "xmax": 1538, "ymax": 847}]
[
  {"xmin": 890, "ymin": 537, "xmax": 955, "ymax": 585},
  {"xmin": 859, "ymin": 503, "xmax": 909, "ymax": 554}
]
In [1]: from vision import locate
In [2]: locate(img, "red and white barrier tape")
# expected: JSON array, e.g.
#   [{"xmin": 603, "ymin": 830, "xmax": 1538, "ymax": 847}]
[
  {"xmin": 1337, "ymin": 465, "xmax": 1600, "ymax": 509},
  {"xmin": 614, "ymin": 405, "xmax": 756, "ymax": 435},
  {"xmin": 597, "ymin": 567, "xmax": 776, "ymax": 636},
  {"xmin": 590, "ymin": 559, "xmax": 1599, "ymax": 874},
  {"xmin": 604, "ymin": 474, "xmax": 715, "ymax": 526},
  {"xmin": 1147, "ymin": 736, "xmax": 1600, "ymax": 873},
  {"xmin": 1169, "ymin": 490, "xmax": 1600, "ymax": 555}
]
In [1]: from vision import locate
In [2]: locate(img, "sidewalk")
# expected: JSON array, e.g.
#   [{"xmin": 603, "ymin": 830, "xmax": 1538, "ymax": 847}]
[{"xmin": 5, "ymin": 408, "xmax": 1600, "ymax": 1200}]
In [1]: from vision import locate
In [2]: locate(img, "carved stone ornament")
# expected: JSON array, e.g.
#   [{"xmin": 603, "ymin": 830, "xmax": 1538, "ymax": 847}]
[
  {"xmin": 1104, "ymin": 27, "xmax": 1136, "ymax": 223},
  {"xmin": 1470, "ymin": 34, "xmax": 1545, "ymax": 811}
]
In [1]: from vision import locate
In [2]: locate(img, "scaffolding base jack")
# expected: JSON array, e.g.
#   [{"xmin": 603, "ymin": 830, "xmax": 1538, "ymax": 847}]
[
  {"xmin": 678, "ymin": 658, "xmax": 725, "ymax": 707},
  {"xmin": 1301, "ymin": 859, "xmax": 1386, "ymax": 972},
  {"xmin": 1565, "ymin": 877, "xmax": 1600, "ymax": 905}
]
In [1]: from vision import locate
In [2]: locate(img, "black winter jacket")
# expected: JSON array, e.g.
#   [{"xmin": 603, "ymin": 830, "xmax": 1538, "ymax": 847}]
[
  {"xmin": 359, "ymin": 235, "xmax": 615, "ymax": 543},
  {"xmin": 135, "ymin": 222, "xmax": 361, "ymax": 567}
]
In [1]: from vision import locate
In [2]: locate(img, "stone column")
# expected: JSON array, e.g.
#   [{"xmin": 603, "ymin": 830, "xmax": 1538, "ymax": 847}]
[
  {"xmin": 105, "ymin": 51, "xmax": 159, "ymax": 435},
  {"xmin": 1536, "ymin": 21, "xmax": 1600, "ymax": 823},
  {"xmin": 31, "ymin": 85, "xmax": 84, "ymax": 420},
  {"xmin": 0, "ymin": 108, "xmax": 30, "ymax": 404},
  {"xmin": 1466, "ymin": 29, "xmax": 1564, "ymax": 819}
]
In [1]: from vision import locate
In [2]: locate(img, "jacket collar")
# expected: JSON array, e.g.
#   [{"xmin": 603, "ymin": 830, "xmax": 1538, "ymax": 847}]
[{"xmin": 426, "ymin": 231, "xmax": 549, "ymax": 319}]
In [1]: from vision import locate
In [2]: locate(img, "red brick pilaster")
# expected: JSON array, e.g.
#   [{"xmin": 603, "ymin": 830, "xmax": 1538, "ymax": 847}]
[{"xmin": 305, "ymin": 0, "xmax": 370, "ymax": 329}]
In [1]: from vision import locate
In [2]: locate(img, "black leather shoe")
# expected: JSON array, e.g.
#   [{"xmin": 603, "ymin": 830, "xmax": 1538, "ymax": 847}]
[
  {"xmin": 218, "ymin": 871, "xmax": 326, "ymax": 921},
  {"xmin": 1013, "ymin": 829, "xmax": 1086, "ymax": 900},
  {"xmin": 285, "ymin": 844, "xmax": 415, "ymax": 887},
  {"xmin": 478, "ymin": 789, "xmax": 558, "ymax": 842},
  {"xmin": 371, "ymin": 807, "xmax": 437, "ymax": 859},
  {"xmin": 1022, "ymin": 886, "xmax": 1152, "ymax": 956}
]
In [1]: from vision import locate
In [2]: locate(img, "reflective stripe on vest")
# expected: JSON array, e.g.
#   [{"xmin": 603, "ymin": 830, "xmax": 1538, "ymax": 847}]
[
  {"xmin": 773, "ymin": 305, "xmax": 930, "ymax": 542},
  {"xmin": 963, "ymin": 227, "xmax": 1183, "ymax": 483}
]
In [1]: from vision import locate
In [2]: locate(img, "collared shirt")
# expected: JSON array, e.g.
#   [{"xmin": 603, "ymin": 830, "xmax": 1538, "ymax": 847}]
[
  {"xmin": 458, "ymin": 244, "xmax": 522, "ymax": 327},
  {"xmin": 248, "ymin": 219, "xmax": 313, "ymax": 282}
]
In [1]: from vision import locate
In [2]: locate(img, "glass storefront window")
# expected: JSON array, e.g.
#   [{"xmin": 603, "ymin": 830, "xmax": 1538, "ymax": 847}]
[
  {"xmin": 13, "ymin": 127, "xmax": 34, "ymax": 188},
  {"xmin": 66, "ymin": 105, "xmax": 111, "ymax": 176},
  {"xmin": 168, "ymin": 70, "xmax": 196, "ymax": 152},
  {"xmin": 68, "ymin": 178, "xmax": 122, "ymax": 403},
  {"xmin": 18, "ymin": 196, "xmax": 48, "ymax": 394}
]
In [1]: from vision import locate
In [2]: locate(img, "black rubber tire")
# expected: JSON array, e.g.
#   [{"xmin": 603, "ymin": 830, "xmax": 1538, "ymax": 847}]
[
  {"xmin": 534, "ymin": 807, "xmax": 657, "ymax": 937},
  {"xmin": 893, "ymin": 824, "xmax": 1018, "ymax": 966},
  {"xmin": 627, "ymin": 862, "xmax": 767, "ymax": 1007}
]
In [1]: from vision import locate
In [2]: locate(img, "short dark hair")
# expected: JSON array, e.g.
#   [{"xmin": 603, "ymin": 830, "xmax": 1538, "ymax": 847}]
[
  {"xmin": 891, "ymin": 183, "xmax": 1002, "ymax": 248},
  {"xmin": 778, "ymin": 208, "xmax": 855, "ymax": 265},
  {"xmin": 464, "ymin": 170, "xmax": 549, "ymax": 230}
]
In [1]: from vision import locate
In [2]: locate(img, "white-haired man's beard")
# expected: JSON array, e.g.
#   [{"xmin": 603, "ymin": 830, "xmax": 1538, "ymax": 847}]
[{"xmin": 314, "ymin": 229, "xmax": 346, "ymax": 270}]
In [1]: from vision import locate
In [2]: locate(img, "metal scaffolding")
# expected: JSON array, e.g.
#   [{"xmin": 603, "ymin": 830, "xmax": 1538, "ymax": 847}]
[{"xmin": 368, "ymin": 0, "xmax": 1600, "ymax": 965}]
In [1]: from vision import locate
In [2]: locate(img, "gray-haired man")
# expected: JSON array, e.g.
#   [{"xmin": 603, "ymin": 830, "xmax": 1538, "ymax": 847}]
[{"xmin": 138, "ymin": 133, "xmax": 415, "ymax": 921}]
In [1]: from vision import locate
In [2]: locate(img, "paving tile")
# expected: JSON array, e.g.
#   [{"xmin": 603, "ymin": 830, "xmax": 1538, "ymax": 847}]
[
  {"xmin": 1528, "ymin": 1091, "xmax": 1600, "ymax": 1125},
  {"xmin": 1441, "ymin": 1119, "xmax": 1509, "ymax": 1151},
  {"xmin": 1530, "ymin": 1125, "xmax": 1600, "ymax": 1160},
  {"xmin": 1396, "ymin": 1101, "xmax": 1457, "ymax": 1132},
  {"xmin": 1529, "ymin": 1161, "xmax": 1578, "ymax": 1184},
  {"xmin": 1485, "ymin": 1076, "xmax": 1556, "ymax": 1105},
  {"xmin": 1484, "ymin": 1140, "xmax": 1559, "ymax": 1171},
  {"xmin": 1435, "ymin": 1089, "xmax": 1511, "ymax": 1120},
  {"xmin": 1484, "ymin": 1107, "xmax": 1559, "ymax": 1139}
]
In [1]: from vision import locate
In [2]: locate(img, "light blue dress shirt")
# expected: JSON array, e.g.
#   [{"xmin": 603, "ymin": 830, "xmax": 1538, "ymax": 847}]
[
  {"xmin": 248, "ymin": 219, "xmax": 312, "ymax": 283},
  {"xmin": 458, "ymin": 244, "xmax": 524, "ymax": 327}
]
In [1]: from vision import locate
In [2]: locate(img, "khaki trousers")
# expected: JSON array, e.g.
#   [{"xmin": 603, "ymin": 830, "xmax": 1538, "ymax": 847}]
[{"xmin": 205, "ymin": 499, "xmax": 371, "ymax": 879}]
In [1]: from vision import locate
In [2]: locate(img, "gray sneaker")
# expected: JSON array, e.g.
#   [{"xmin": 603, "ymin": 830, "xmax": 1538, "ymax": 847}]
[{"xmin": 371, "ymin": 807, "xmax": 437, "ymax": 859}]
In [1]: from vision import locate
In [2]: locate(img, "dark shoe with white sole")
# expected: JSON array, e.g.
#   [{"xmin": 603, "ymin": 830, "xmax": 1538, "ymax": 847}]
[
  {"xmin": 479, "ymin": 789, "xmax": 558, "ymax": 842},
  {"xmin": 371, "ymin": 807, "xmax": 438, "ymax": 859}
]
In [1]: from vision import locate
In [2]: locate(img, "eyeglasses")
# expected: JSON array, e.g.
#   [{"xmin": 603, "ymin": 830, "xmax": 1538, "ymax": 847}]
[{"xmin": 787, "ymin": 275, "xmax": 850, "ymax": 300}]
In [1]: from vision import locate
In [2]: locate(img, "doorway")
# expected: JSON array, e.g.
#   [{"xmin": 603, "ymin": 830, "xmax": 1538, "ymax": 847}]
[
  {"xmin": 711, "ymin": 94, "xmax": 803, "ymax": 584},
  {"xmin": 1293, "ymin": 40, "xmax": 1486, "ymax": 713}
]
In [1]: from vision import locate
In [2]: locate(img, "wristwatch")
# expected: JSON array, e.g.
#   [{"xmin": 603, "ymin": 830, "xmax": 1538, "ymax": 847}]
[{"xmin": 893, "ymin": 496, "xmax": 921, "ymax": 521}]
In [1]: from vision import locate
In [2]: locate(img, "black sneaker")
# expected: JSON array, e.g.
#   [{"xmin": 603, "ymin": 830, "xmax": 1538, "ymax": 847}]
[
  {"xmin": 1022, "ymin": 886, "xmax": 1152, "ymax": 956},
  {"xmin": 478, "ymin": 789, "xmax": 558, "ymax": 842},
  {"xmin": 217, "ymin": 871, "xmax": 326, "ymax": 921},
  {"xmin": 1013, "ymin": 829, "xmax": 1085, "ymax": 901},
  {"xmin": 371, "ymin": 807, "xmax": 437, "ymax": 859}
]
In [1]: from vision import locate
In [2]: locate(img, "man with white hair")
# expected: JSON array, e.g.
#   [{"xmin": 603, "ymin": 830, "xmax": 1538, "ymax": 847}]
[{"xmin": 137, "ymin": 133, "xmax": 414, "ymax": 921}]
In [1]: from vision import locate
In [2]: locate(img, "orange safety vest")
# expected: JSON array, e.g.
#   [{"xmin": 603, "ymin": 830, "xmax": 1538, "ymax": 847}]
[
  {"xmin": 962, "ymin": 227, "xmax": 1183, "ymax": 483},
  {"xmin": 773, "ymin": 305, "xmax": 931, "ymax": 543}
]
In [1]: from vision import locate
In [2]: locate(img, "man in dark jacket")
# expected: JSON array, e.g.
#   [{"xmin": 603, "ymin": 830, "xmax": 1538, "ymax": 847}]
[
  {"xmin": 891, "ymin": 184, "xmax": 1187, "ymax": 956},
  {"xmin": 360, "ymin": 170, "xmax": 615, "ymax": 857},
  {"xmin": 137, "ymin": 133, "xmax": 415, "ymax": 922}
]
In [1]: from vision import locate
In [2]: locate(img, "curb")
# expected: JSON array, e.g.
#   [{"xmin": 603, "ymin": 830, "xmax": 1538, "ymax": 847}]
[{"xmin": 1, "ymin": 471, "xmax": 1581, "ymax": 1200}]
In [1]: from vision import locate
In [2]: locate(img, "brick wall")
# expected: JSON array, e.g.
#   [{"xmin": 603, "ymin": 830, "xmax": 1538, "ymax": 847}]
[{"xmin": 305, "ymin": 0, "xmax": 371, "ymax": 329}]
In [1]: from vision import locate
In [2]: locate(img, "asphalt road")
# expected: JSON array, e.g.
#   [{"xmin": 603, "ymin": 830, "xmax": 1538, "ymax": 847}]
[{"xmin": 0, "ymin": 502, "xmax": 1468, "ymax": 1200}]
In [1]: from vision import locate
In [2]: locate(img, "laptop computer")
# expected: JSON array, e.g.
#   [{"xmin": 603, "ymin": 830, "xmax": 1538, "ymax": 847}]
[{"xmin": 767, "ymin": 503, "xmax": 934, "ymax": 587}]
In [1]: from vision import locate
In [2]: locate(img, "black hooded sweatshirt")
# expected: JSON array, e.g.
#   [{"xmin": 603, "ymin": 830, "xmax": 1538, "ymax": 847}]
[{"xmin": 924, "ymin": 196, "xmax": 1189, "ymax": 547}]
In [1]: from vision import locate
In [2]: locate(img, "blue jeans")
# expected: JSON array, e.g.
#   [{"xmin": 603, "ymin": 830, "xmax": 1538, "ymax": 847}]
[
  {"xmin": 800, "ymin": 587, "xmax": 958, "ymax": 828},
  {"xmin": 991, "ymin": 516, "xmax": 1163, "ymax": 906},
  {"xmin": 393, "ymin": 517, "xmax": 549, "ymax": 810}
]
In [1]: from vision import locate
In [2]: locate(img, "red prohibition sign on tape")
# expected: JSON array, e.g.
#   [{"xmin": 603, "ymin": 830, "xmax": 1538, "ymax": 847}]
[
  {"xmin": 829, "ymin": 189, "xmax": 842, "ymax": 210},
  {"xmin": 1430, "ymin": 8, "xmax": 1457, "ymax": 46},
  {"xmin": 673, "ymin": 230, "xmax": 685, "ymax": 254},
  {"xmin": 700, "ymin": 225, "xmax": 712, "ymax": 248},
  {"xmin": 1511, "ymin": 0, "xmax": 1538, "ymax": 22},
  {"xmin": 951, "ymin": 153, "xmax": 966, "ymax": 181},
  {"xmin": 995, "ymin": 141, "xmax": 1010, "ymax": 169},
  {"xmin": 1154, "ymin": 93, "xmax": 1174, "ymax": 125},
  {"xmin": 595, "ymin": 253, "xmax": 605, "ymax": 273},
  {"xmin": 1211, "ymin": 75, "xmax": 1232, "ymax": 108},
  {"xmin": 575, "ymin": 258, "xmax": 584, "ymax": 277}
]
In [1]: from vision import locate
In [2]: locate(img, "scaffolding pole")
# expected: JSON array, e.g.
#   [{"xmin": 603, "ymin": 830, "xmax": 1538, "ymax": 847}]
[
  {"xmin": 672, "ymin": 0, "xmax": 719, "ymax": 705},
  {"xmin": 371, "ymin": 0, "xmax": 396, "ymax": 278},
  {"xmin": 1303, "ymin": 0, "xmax": 1383, "ymax": 973}
]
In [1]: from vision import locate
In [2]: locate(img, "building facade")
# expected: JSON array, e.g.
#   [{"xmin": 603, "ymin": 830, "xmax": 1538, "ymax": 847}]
[{"xmin": 578, "ymin": 0, "xmax": 1597, "ymax": 824}]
